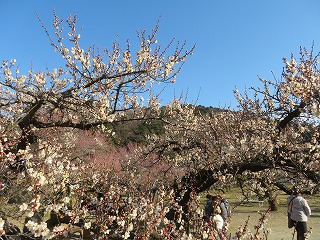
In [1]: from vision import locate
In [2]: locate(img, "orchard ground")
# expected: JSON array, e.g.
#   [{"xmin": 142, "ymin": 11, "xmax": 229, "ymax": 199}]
[
  {"xmin": 3, "ymin": 187, "xmax": 319, "ymax": 239},
  {"xmin": 212, "ymin": 188, "xmax": 320, "ymax": 240}
]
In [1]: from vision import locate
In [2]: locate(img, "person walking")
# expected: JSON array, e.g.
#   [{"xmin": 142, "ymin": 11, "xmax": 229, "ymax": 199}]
[
  {"xmin": 217, "ymin": 194, "xmax": 231, "ymax": 225},
  {"xmin": 204, "ymin": 194, "xmax": 214, "ymax": 223},
  {"xmin": 287, "ymin": 186, "xmax": 311, "ymax": 240},
  {"xmin": 212, "ymin": 208, "xmax": 224, "ymax": 231}
]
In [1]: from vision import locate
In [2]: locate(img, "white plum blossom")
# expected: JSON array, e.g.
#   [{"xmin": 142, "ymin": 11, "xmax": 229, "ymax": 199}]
[
  {"xmin": 0, "ymin": 218, "xmax": 4, "ymax": 234},
  {"xmin": 19, "ymin": 203, "xmax": 28, "ymax": 211},
  {"xmin": 84, "ymin": 221, "xmax": 91, "ymax": 229}
]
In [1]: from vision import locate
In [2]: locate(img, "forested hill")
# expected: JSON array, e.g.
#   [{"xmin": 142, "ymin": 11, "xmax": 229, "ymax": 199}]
[{"xmin": 111, "ymin": 105, "xmax": 224, "ymax": 146}]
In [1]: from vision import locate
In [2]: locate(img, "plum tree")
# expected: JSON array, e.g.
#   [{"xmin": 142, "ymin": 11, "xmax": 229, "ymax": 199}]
[
  {"xmin": 146, "ymin": 47, "xmax": 320, "ymax": 213},
  {"xmin": 0, "ymin": 11, "xmax": 194, "ymax": 155},
  {"xmin": 0, "ymin": 12, "xmax": 200, "ymax": 239}
]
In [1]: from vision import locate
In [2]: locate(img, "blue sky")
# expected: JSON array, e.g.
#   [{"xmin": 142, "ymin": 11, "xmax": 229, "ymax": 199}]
[{"xmin": 1, "ymin": 0, "xmax": 320, "ymax": 108}]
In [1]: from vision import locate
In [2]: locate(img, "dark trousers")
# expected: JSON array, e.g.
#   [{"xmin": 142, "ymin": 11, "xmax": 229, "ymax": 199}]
[{"xmin": 295, "ymin": 221, "xmax": 307, "ymax": 240}]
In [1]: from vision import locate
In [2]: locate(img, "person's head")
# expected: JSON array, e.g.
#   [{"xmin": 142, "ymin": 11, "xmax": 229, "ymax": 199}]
[
  {"xmin": 211, "ymin": 195, "xmax": 219, "ymax": 205},
  {"xmin": 292, "ymin": 186, "xmax": 300, "ymax": 195},
  {"xmin": 211, "ymin": 195, "xmax": 218, "ymax": 201},
  {"xmin": 206, "ymin": 194, "xmax": 212, "ymax": 200}
]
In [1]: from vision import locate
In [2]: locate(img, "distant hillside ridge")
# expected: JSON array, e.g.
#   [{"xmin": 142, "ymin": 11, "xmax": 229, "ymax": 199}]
[{"xmin": 111, "ymin": 105, "xmax": 225, "ymax": 146}]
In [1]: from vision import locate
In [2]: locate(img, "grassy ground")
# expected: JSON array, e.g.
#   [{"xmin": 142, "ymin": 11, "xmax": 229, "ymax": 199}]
[{"xmin": 215, "ymin": 188, "xmax": 320, "ymax": 240}]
